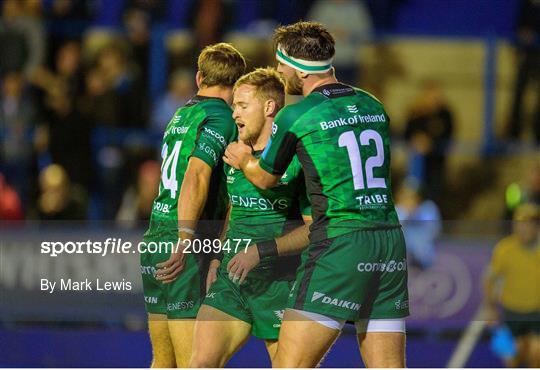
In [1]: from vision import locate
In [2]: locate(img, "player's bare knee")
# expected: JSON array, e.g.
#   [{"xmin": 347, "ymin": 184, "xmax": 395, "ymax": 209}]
[
  {"xmin": 272, "ymin": 347, "xmax": 311, "ymax": 368},
  {"xmin": 151, "ymin": 358, "xmax": 175, "ymax": 368},
  {"xmin": 189, "ymin": 357, "xmax": 220, "ymax": 368}
]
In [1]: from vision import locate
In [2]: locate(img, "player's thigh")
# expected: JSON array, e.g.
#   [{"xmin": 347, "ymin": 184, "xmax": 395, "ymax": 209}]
[
  {"xmin": 167, "ymin": 319, "xmax": 195, "ymax": 368},
  {"xmin": 357, "ymin": 331, "xmax": 406, "ymax": 368},
  {"xmin": 248, "ymin": 279, "xmax": 292, "ymax": 341},
  {"xmin": 265, "ymin": 340, "xmax": 278, "ymax": 363},
  {"xmin": 273, "ymin": 309, "xmax": 341, "ymax": 368},
  {"xmin": 190, "ymin": 304, "xmax": 252, "ymax": 368},
  {"xmin": 147, "ymin": 313, "xmax": 176, "ymax": 368}
]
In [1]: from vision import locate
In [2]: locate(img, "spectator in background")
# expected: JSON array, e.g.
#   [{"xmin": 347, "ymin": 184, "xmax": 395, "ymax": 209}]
[
  {"xmin": 0, "ymin": 0, "xmax": 45, "ymax": 79},
  {"xmin": 484, "ymin": 203, "xmax": 540, "ymax": 368},
  {"xmin": 54, "ymin": 40, "xmax": 84, "ymax": 98},
  {"xmin": 404, "ymin": 80, "xmax": 454, "ymax": 205},
  {"xmin": 307, "ymin": 0, "xmax": 373, "ymax": 84},
  {"xmin": 125, "ymin": 0, "xmax": 166, "ymax": 21},
  {"xmin": 395, "ymin": 177, "xmax": 441, "ymax": 270},
  {"xmin": 505, "ymin": 160, "xmax": 540, "ymax": 219},
  {"xmin": 0, "ymin": 71, "xmax": 37, "ymax": 208},
  {"xmin": 42, "ymin": 79, "xmax": 92, "ymax": 189},
  {"xmin": 0, "ymin": 172, "xmax": 23, "ymax": 220},
  {"xmin": 37, "ymin": 164, "xmax": 87, "ymax": 220},
  {"xmin": 150, "ymin": 68, "xmax": 195, "ymax": 132},
  {"xmin": 44, "ymin": 0, "xmax": 92, "ymax": 72},
  {"xmin": 97, "ymin": 41, "xmax": 147, "ymax": 128},
  {"xmin": 78, "ymin": 67, "xmax": 118, "ymax": 126},
  {"xmin": 194, "ymin": 0, "xmax": 224, "ymax": 49},
  {"xmin": 47, "ymin": 0, "xmax": 92, "ymax": 21},
  {"xmin": 507, "ymin": 0, "xmax": 540, "ymax": 145},
  {"xmin": 32, "ymin": 39, "xmax": 85, "ymax": 105},
  {"xmin": 123, "ymin": 7, "xmax": 151, "ymax": 93},
  {"xmin": 116, "ymin": 160, "xmax": 160, "ymax": 227}
]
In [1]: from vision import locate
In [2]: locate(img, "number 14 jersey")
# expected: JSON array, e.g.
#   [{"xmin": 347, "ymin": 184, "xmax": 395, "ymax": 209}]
[
  {"xmin": 146, "ymin": 96, "xmax": 236, "ymax": 235},
  {"xmin": 260, "ymin": 84, "xmax": 400, "ymax": 243}
]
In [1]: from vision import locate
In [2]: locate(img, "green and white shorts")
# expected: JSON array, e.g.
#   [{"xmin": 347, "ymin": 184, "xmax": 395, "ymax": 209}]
[
  {"xmin": 203, "ymin": 267, "xmax": 294, "ymax": 340},
  {"xmin": 287, "ymin": 227, "xmax": 409, "ymax": 328},
  {"xmin": 140, "ymin": 232, "xmax": 206, "ymax": 319}
]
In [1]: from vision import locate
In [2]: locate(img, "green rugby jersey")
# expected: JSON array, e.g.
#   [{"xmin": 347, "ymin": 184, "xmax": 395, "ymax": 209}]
[
  {"xmin": 260, "ymin": 83, "xmax": 400, "ymax": 242},
  {"xmin": 223, "ymin": 152, "xmax": 310, "ymax": 278},
  {"xmin": 145, "ymin": 96, "xmax": 236, "ymax": 235}
]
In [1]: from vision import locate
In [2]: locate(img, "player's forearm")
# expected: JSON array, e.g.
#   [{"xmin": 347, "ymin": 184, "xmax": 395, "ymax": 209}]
[
  {"xmin": 218, "ymin": 204, "xmax": 231, "ymax": 241},
  {"xmin": 275, "ymin": 224, "xmax": 311, "ymax": 256},
  {"xmin": 242, "ymin": 157, "xmax": 279, "ymax": 190},
  {"xmin": 256, "ymin": 222, "xmax": 311, "ymax": 260},
  {"xmin": 177, "ymin": 173, "xmax": 209, "ymax": 240}
]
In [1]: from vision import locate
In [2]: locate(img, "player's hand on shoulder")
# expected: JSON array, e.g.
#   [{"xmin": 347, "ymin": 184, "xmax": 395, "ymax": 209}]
[
  {"xmin": 226, "ymin": 245, "xmax": 261, "ymax": 285},
  {"xmin": 223, "ymin": 141, "xmax": 252, "ymax": 170}
]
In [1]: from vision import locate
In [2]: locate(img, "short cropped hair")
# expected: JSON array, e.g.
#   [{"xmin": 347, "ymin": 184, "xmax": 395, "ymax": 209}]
[
  {"xmin": 234, "ymin": 67, "xmax": 285, "ymax": 109},
  {"xmin": 198, "ymin": 43, "xmax": 246, "ymax": 87},
  {"xmin": 514, "ymin": 203, "xmax": 540, "ymax": 222},
  {"xmin": 273, "ymin": 21, "xmax": 335, "ymax": 62}
]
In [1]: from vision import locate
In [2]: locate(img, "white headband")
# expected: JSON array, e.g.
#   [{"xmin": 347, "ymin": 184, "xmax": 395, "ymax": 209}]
[{"xmin": 276, "ymin": 45, "xmax": 333, "ymax": 74}]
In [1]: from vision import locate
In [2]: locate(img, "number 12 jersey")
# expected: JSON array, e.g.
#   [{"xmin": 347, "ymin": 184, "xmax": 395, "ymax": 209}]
[{"xmin": 260, "ymin": 83, "xmax": 400, "ymax": 243}]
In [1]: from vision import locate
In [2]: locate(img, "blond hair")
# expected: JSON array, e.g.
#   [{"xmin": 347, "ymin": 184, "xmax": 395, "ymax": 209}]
[
  {"xmin": 234, "ymin": 67, "xmax": 285, "ymax": 108},
  {"xmin": 198, "ymin": 43, "xmax": 246, "ymax": 87}
]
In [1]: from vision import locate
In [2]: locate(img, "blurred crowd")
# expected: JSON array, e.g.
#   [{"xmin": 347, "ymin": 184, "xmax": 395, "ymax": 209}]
[{"xmin": 0, "ymin": 0, "xmax": 538, "ymax": 224}]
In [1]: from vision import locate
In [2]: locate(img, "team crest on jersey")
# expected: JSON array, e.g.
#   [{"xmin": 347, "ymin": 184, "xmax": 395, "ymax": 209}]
[
  {"xmin": 347, "ymin": 105, "xmax": 358, "ymax": 113},
  {"xmin": 227, "ymin": 167, "xmax": 236, "ymax": 184},
  {"xmin": 277, "ymin": 171, "xmax": 289, "ymax": 185},
  {"xmin": 274, "ymin": 310, "xmax": 284, "ymax": 320}
]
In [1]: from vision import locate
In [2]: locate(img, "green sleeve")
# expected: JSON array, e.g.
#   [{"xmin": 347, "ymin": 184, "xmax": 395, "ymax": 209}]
[
  {"xmin": 191, "ymin": 115, "xmax": 236, "ymax": 168},
  {"xmin": 289, "ymin": 156, "xmax": 311, "ymax": 217},
  {"xmin": 260, "ymin": 106, "xmax": 299, "ymax": 175}
]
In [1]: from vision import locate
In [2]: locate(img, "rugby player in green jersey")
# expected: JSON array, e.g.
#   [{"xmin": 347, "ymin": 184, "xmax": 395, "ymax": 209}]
[
  {"xmin": 141, "ymin": 43, "xmax": 245, "ymax": 367},
  {"xmin": 224, "ymin": 22, "xmax": 409, "ymax": 367},
  {"xmin": 189, "ymin": 68, "xmax": 312, "ymax": 367}
]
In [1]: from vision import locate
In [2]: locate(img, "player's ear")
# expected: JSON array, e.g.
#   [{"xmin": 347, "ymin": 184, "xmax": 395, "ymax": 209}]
[
  {"xmin": 195, "ymin": 71, "xmax": 204, "ymax": 89},
  {"xmin": 298, "ymin": 70, "xmax": 309, "ymax": 79},
  {"xmin": 264, "ymin": 99, "xmax": 278, "ymax": 117}
]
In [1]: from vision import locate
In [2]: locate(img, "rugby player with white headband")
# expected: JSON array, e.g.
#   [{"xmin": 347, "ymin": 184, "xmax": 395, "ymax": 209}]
[{"xmin": 224, "ymin": 21, "xmax": 409, "ymax": 368}]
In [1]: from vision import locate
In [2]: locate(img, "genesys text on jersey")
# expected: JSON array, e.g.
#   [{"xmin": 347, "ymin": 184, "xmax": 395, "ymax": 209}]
[{"xmin": 40, "ymin": 238, "xmax": 252, "ymax": 257}]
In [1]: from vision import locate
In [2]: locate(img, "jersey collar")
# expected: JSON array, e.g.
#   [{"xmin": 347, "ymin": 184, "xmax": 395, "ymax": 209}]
[
  {"xmin": 186, "ymin": 95, "xmax": 227, "ymax": 106},
  {"xmin": 312, "ymin": 83, "xmax": 355, "ymax": 99}
]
